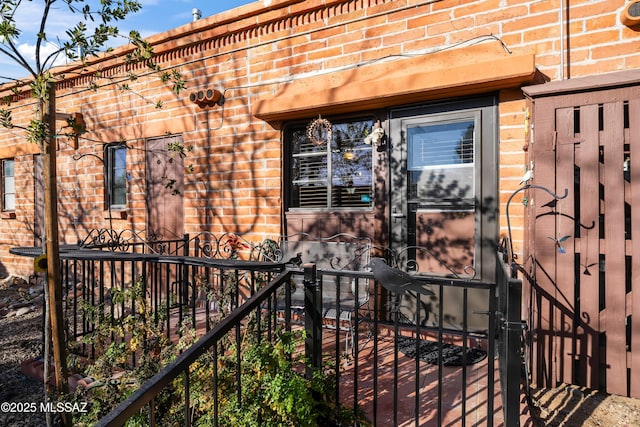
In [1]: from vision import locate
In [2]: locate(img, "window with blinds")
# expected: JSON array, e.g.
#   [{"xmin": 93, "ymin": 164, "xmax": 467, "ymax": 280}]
[
  {"xmin": 407, "ymin": 118, "xmax": 476, "ymax": 203},
  {"xmin": 288, "ymin": 117, "xmax": 374, "ymax": 209}
]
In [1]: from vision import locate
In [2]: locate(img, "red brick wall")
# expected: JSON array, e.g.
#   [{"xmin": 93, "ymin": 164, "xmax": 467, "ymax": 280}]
[{"xmin": 0, "ymin": 0, "xmax": 638, "ymax": 276}]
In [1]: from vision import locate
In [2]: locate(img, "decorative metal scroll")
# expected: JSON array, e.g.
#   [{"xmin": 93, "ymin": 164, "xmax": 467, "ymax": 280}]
[
  {"xmin": 79, "ymin": 228, "xmax": 157, "ymax": 253},
  {"xmin": 505, "ymin": 184, "xmax": 569, "ymax": 266},
  {"xmin": 389, "ymin": 246, "xmax": 477, "ymax": 280},
  {"xmin": 266, "ymin": 233, "xmax": 372, "ymax": 271},
  {"xmin": 249, "ymin": 238, "xmax": 281, "ymax": 262},
  {"xmin": 188, "ymin": 232, "xmax": 258, "ymax": 260}
]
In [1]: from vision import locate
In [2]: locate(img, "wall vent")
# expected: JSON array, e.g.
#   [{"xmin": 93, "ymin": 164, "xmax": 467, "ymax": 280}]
[{"xmin": 621, "ymin": 1, "xmax": 640, "ymax": 27}]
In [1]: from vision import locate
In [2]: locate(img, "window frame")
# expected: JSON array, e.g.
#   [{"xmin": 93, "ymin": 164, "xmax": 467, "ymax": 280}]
[
  {"xmin": 104, "ymin": 144, "xmax": 127, "ymax": 210},
  {"xmin": 404, "ymin": 110, "xmax": 480, "ymax": 206},
  {"xmin": 2, "ymin": 158, "xmax": 15, "ymax": 212},
  {"xmin": 284, "ymin": 115, "xmax": 376, "ymax": 211}
]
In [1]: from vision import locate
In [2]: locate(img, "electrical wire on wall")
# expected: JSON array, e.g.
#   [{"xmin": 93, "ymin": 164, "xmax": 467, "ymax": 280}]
[
  {"xmin": 207, "ymin": 34, "xmax": 514, "ymax": 130},
  {"xmin": 2, "ymin": 31, "xmax": 513, "ymax": 122}
]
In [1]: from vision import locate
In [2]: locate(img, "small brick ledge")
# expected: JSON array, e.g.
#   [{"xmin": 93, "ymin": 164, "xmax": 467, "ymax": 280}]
[{"xmin": 20, "ymin": 357, "xmax": 99, "ymax": 393}]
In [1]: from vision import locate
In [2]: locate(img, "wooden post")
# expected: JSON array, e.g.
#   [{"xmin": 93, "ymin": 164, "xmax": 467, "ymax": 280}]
[{"xmin": 43, "ymin": 82, "xmax": 69, "ymax": 400}]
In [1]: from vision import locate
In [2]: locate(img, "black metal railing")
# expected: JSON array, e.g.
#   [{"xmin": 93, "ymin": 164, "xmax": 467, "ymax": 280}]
[
  {"xmin": 496, "ymin": 240, "xmax": 525, "ymax": 427},
  {"xmin": 78, "ymin": 228, "xmax": 187, "ymax": 255},
  {"xmin": 81, "ymin": 265, "xmax": 501, "ymax": 425},
  {"xmin": 60, "ymin": 249, "xmax": 284, "ymax": 361},
  {"xmin": 49, "ymin": 231, "xmax": 515, "ymax": 426},
  {"xmin": 95, "ymin": 268, "xmax": 297, "ymax": 426}
]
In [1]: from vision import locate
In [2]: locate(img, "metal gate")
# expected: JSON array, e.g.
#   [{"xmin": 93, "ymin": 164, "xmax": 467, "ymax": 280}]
[
  {"xmin": 496, "ymin": 241, "xmax": 525, "ymax": 426},
  {"xmin": 524, "ymin": 72, "xmax": 640, "ymax": 398}
]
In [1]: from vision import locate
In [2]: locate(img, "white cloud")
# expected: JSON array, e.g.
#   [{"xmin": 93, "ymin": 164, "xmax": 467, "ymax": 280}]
[
  {"xmin": 17, "ymin": 41, "xmax": 67, "ymax": 66},
  {"xmin": 14, "ymin": 2, "xmax": 76, "ymax": 41}
]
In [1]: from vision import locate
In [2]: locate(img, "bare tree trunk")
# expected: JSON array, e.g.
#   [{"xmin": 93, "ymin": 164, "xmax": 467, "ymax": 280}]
[
  {"xmin": 42, "ymin": 81, "xmax": 69, "ymax": 425},
  {"xmin": 42, "ymin": 276, "xmax": 52, "ymax": 427}
]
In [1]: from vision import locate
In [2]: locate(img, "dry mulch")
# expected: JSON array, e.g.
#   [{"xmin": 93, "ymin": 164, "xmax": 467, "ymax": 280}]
[{"xmin": 0, "ymin": 276, "xmax": 47, "ymax": 426}]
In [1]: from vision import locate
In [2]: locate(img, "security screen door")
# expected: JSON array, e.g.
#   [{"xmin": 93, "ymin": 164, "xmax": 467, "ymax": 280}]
[{"xmin": 389, "ymin": 98, "xmax": 498, "ymax": 328}]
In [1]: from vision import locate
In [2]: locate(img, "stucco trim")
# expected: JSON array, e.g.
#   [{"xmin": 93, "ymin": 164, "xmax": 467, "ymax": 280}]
[
  {"xmin": 0, "ymin": 144, "xmax": 40, "ymax": 159},
  {"xmin": 253, "ymin": 44, "xmax": 536, "ymax": 122}
]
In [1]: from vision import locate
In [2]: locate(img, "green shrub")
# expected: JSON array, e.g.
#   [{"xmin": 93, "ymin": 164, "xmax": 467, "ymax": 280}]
[{"xmin": 66, "ymin": 275, "xmax": 369, "ymax": 426}]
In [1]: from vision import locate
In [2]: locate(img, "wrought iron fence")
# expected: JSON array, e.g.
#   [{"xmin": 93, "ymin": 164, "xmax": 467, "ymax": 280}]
[
  {"xmin": 50, "ymin": 232, "xmax": 519, "ymax": 426},
  {"xmin": 60, "ymin": 249, "xmax": 283, "ymax": 362},
  {"xmin": 82, "ymin": 267, "xmax": 501, "ymax": 425},
  {"xmin": 94, "ymin": 268, "xmax": 297, "ymax": 427},
  {"xmin": 496, "ymin": 239, "xmax": 526, "ymax": 427}
]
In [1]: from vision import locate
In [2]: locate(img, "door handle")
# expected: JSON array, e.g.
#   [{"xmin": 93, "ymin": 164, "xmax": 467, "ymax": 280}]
[{"xmin": 391, "ymin": 212, "xmax": 405, "ymax": 218}]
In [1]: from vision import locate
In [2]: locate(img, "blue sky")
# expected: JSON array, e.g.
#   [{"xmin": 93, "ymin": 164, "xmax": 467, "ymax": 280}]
[
  {"xmin": 0, "ymin": 0, "xmax": 255, "ymax": 82},
  {"xmin": 127, "ymin": 0, "xmax": 256, "ymax": 38}
]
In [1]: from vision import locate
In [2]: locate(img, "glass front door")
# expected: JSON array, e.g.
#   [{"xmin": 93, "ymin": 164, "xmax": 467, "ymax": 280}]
[
  {"xmin": 389, "ymin": 98, "xmax": 498, "ymax": 282},
  {"xmin": 388, "ymin": 98, "xmax": 498, "ymax": 329},
  {"xmin": 406, "ymin": 112, "xmax": 478, "ymax": 277}
]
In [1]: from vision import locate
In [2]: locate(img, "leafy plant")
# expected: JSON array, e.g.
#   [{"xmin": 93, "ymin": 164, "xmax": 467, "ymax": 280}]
[
  {"xmin": 67, "ymin": 275, "xmax": 177, "ymax": 425},
  {"xmin": 65, "ymin": 274, "xmax": 369, "ymax": 426},
  {"xmin": 216, "ymin": 329, "xmax": 344, "ymax": 427}
]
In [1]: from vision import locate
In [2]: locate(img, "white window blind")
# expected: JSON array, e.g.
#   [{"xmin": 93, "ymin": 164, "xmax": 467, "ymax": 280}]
[
  {"xmin": 407, "ymin": 118, "xmax": 476, "ymax": 202},
  {"xmin": 289, "ymin": 118, "xmax": 374, "ymax": 209}
]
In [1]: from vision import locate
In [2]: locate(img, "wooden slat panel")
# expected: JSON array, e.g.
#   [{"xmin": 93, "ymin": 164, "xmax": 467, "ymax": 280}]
[
  {"xmin": 555, "ymin": 106, "xmax": 577, "ymax": 386},
  {"xmin": 530, "ymin": 96, "xmax": 560, "ymax": 387},
  {"xmin": 528, "ymin": 85, "xmax": 640, "ymax": 398},
  {"xmin": 602, "ymin": 101, "xmax": 627, "ymax": 396},
  {"xmin": 629, "ymin": 99, "xmax": 640, "ymax": 398},
  {"xmin": 525, "ymin": 84, "xmax": 640, "ymax": 109},
  {"xmin": 577, "ymin": 104, "xmax": 601, "ymax": 390}
]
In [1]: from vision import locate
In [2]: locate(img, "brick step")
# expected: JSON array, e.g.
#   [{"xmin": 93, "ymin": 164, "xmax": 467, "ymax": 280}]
[{"xmin": 20, "ymin": 357, "xmax": 100, "ymax": 393}]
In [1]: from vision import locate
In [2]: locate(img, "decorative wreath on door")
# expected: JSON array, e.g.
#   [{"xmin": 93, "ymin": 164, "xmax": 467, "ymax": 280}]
[{"xmin": 306, "ymin": 116, "xmax": 332, "ymax": 146}]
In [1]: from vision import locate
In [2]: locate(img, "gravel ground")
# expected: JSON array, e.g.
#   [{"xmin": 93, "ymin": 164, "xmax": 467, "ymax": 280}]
[
  {"xmin": 0, "ymin": 277, "xmax": 47, "ymax": 426},
  {"xmin": 2, "ymin": 276, "xmax": 640, "ymax": 427},
  {"xmin": 529, "ymin": 383, "xmax": 640, "ymax": 427}
]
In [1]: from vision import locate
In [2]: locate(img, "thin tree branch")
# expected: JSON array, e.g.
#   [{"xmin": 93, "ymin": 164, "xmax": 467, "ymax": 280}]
[
  {"xmin": 35, "ymin": 0, "xmax": 57, "ymax": 74},
  {"xmin": 0, "ymin": 38, "xmax": 37, "ymax": 78}
]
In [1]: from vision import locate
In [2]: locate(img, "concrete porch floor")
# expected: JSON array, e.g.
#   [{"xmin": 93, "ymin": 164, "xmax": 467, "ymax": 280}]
[{"xmin": 326, "ymin": 324, "xmax": 534, "ymax": 427}]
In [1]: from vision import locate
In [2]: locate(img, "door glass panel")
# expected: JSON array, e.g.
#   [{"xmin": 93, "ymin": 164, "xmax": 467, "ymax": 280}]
[
  {"xmin": 407, "ymin": 119, "xmax": 475, "ymax": 202},
  {"xmin": 413, "ymin": 209, "xmax": 475, "ymax": 276},
  {"xmin": 406, "ymin": 116, "xmax": 477, "ymax": 276}
]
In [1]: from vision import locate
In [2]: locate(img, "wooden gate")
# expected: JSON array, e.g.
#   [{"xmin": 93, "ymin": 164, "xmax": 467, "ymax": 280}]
[{"xmin": 523, "ymin": 71, "xmax": 640, "ymax": 398}]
